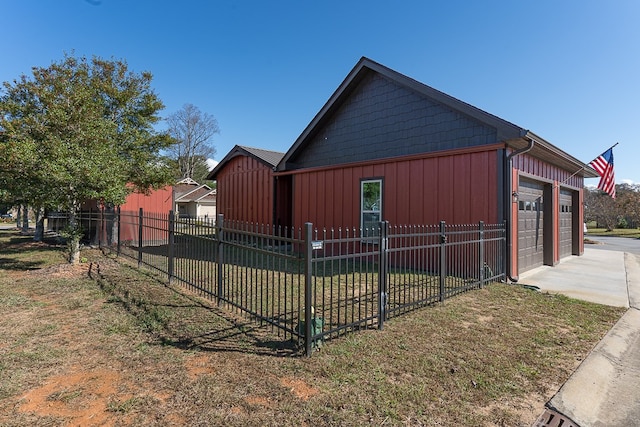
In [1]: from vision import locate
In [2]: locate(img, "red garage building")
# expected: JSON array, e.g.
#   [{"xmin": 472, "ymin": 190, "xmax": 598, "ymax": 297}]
[
  {"xmin": 210, "ymin": 57, "xmax": 597, "ymax": 279},
  {"xmin": 209, "ymin": 145, "xmax": 285, "ymax": 226}
]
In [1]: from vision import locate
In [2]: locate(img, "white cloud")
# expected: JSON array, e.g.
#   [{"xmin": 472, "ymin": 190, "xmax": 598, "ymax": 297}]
[
  {"xmin": 206, "ymin": 158, "xmax": 219, "ymax": 171},
  {"xmin": 621, "ymin": 178, "xmax": 638, "ymax": 185}
]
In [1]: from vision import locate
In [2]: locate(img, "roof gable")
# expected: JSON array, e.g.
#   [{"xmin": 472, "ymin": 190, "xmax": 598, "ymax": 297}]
[
  {"xmin": 174, "ymin": 180, "xmax": 216, "ymax": 203},
  {"xmin": 276, "ymin": 57, "xmax": 595, "ymax": 177},
  {"xmin": 174, "ymin": 181, "xmax": 205, "ymax": 198},
  {"xmin": 208, "ymin": 145, "xmax": 285, "ymax": 180},
  {"xmin": 277, "ymin": 57, "xmax": 527, "ymax": 171},
  {"xmin": 285, "ymin": 71, "xmax": 501, "ymax": 169}
]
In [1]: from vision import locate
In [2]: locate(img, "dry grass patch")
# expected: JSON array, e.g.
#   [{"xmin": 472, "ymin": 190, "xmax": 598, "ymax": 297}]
[{"xmin": 0, "ymin": 229, "xmax": 626, "ymax": 426}]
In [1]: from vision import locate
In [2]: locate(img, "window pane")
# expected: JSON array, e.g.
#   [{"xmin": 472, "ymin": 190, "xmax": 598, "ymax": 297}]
[
  {"xmin": 361, "ymin": 179, "xmax": 382, "ymax": 241},
  {"xmin": 362, "ymin": 212, "xmax": 381, "ymax": 230},
  {"xmin": 362, "ymin": 181, "xmax": 381, "ymax": 212}
]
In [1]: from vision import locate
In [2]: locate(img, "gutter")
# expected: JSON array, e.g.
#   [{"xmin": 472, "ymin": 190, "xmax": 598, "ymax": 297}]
[{"xmin": 505, "ymin": 134, "xmax": 535, "ymax": 283}]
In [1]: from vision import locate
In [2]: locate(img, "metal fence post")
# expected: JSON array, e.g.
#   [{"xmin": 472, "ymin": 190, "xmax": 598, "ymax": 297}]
[
  {"xmin": 216, "ymin": 214, "xmax": 224, "ymax": 306},
  {"xmin": 88, "ymin": 208, "xmax": 94, "ymax": 246},
  {"xmin": 439, "ymin": 220, "xmax": 447, "ymax": 303},
  {"xmin": 168, "ymin": 210, "xmax": 175, "ymax": 283},
  {"xmin": 378, "ymin": 220, "xmax": 389, "ymax": 329},
  {"xmin": 503, "ymin": 219, "xmax": 508, "ymax": 281},
  {"xmin": 138, "ymin": 208, "xmax": 143, "ymax": 267},
  {"xmin": 117, "ymin": 206, "xmax": 121, "ymax": 255},
  {"xmin": 478, "ymin": 221, "xmax": 485, "ymax": 288},
  {"xmin": 99, "ymin": 206, "xmax": 104, "ymax": 248},
  {"xmin": 304, "ymin": 222, "xmax": 313, "ymax": 357}
]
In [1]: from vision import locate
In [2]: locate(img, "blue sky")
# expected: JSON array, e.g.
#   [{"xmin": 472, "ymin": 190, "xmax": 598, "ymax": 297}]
[{"xmin": 2, "ymin": 0, "xmax": 639, "ymax": 185}]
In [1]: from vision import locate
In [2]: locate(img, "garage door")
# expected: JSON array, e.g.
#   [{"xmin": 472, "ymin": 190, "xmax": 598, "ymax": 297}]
[
  {"xmin": 518, "ymin": 179, "xmax": 545, "ymax": 272},
  {"xmin": 559, "ymin": 190, "xmax": 573, "ymax": 258}
]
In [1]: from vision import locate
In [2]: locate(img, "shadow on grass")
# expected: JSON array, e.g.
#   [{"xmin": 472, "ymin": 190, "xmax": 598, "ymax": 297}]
[
  {"xmin": 88, "ymin": 260, "xmax": 301, "ymax": 357},
  {"xmin": 159, "ymin": 325, "xmax": 299, "ymax": 355},
  {"xmin": 0, "ymin": 232, "xmax": 66, "ymax": 271},
  {"xmin": 0, "ymin": 257, "xmax": 45, "ymax": 271}
]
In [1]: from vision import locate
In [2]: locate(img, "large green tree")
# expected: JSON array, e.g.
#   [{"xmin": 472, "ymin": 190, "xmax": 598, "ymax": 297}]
[{"xmin": 0, "ymin": 54, "xmax": 175, "ymax": 263}]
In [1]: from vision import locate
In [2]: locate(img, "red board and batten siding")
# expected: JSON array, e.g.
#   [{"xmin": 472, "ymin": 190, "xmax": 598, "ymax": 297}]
[
  {"xmin": 288, "ymin": 148, "xmax": 499, "ymax": 231},
  {"xmin": 107, "ymin": 186, "xmax": 175, "ymax": 243},
  {"xmin": 215, "ymin": 155, "xmax": 274, "ymax": 224},
  {"xmin": 119, "ymin": 187, "xmax": 174, "ymax": 214},
  {"xmin": 512, "ymin": 154, "xmax": 583, "ymax": 188}
]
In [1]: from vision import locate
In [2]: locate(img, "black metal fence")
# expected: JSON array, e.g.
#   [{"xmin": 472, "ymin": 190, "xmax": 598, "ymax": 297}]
[{"xmin": 74, "ymin": 209, "xmax": 506, "ymax": 356}]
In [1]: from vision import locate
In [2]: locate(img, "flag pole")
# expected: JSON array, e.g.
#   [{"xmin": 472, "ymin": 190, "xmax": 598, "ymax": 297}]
[{"xmin": 556, "ymin": 142, "xmax": 618, "ymax": 187}]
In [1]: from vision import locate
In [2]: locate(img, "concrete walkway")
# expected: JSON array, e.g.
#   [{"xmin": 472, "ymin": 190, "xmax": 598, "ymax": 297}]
[{"xmin": 519, "ymin": 248, "xmax": 640, "ymax": 426}]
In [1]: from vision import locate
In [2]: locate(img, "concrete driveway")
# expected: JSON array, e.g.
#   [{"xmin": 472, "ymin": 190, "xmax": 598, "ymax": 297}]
[
  {"xmin": 518, "ymin": 247, "xmax": 629, "ymax": 308},
  {"xmin": 521, "ymin": 237, "xmax": 640, "ymax": 426}
]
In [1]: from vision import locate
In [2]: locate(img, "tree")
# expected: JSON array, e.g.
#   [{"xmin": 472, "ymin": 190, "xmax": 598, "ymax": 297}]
[
  {"xmin": 584, "ymin": 183, "xmax": 640, "ymax": 230},
  {"xmin": 166, "ymin": 154, "xmax": 212, "ymax": 184},
  {"xmin": 166, "ymin": 103, "xmax": 219, "ymax": 181},
  {"xmin": 585, "ymin": 186, "xmax": 618, "ymax": 230},
  {"xmin": 0, "ymin": 53, "xmax": 176, "ymax": 263},
  {"xmin": 616, "ymin": 183, "xmax": 640, "ymax": 228}
]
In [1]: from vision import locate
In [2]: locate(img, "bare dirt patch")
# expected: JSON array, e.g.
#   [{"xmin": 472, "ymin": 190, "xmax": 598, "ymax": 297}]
[
  {"xmin": 18, "ymin": 368, "xmax": 120, "ymax": 426},
  {"xmin": 244, "ymin": 395, "xmax": 273, "ymax": 407},
  {"xmin": 184, "ymin": 353, "xmax": 216, "ymax": 379},
  {"xmin": 280, "ymin": 377, "xmax": 320, "ymax": 401}
]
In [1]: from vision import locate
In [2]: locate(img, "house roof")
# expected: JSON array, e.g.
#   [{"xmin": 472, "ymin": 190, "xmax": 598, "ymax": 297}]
[
  {"xmin": 275, "ymin": 57, "xmax": 597, "ymax": 178},
  {"xmin": 173, "ymin": 180, "xmax": 216, "ymax": 204},
  {"xmin": 207, "ymin": 145, "xmax": 285, "ymax": 180}
]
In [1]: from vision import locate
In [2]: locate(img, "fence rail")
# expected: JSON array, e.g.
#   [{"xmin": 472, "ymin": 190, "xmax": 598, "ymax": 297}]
[{"xmin": 70, "ymin": 209, "xmax": 506, "ymax": 356}]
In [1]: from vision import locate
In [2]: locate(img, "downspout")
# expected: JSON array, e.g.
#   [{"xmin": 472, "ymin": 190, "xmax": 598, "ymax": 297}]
[
  {"xmin": 505, "ymin": 135, "xmax": 535, "ymax": 283},
  {"xmin": 273, "ymin": 169, "xmax": 279, "ymax": 227}
]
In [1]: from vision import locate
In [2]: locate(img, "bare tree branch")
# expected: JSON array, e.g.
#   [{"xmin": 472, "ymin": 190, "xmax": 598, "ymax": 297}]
[{"xmin": 166, "ymin": 104, "xmax": 219, "ymax": 180}]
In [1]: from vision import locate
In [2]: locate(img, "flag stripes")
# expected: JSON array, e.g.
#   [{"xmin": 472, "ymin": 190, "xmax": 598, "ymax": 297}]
[{"xmin": 589, "ymin": 148, "xmax": 616, "ymax": 198}]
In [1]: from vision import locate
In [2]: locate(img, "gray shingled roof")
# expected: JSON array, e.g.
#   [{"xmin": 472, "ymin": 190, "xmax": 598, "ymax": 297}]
[
  {"xmin": 207, "ymin": 145, "xmax": 285, "ymax": 180},
  {"xmin": 238, "ymin": 145, "xmax": 285, "ymax": 168}
]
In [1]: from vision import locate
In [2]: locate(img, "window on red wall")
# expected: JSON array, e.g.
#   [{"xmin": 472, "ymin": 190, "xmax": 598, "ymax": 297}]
[{"xmin": 361, "ymin": 178, "xmax": 382, "ymax": 238}]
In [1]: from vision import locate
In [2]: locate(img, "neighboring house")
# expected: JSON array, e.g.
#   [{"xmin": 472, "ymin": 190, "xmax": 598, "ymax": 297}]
[
  {"xmin": 78, "ymin": 186, "xmax": 174, "ymax": 215},
  {"xmin": 50, "ymin": 186, "xmax": 174, "ymax": 242},
  {"xmin": 118, "ymin": 186, "xmax": 174, "ymax": 214},
  {"xmin": 116, "ymin": 186, "xmax": 174, "ymax": 242},
  {"xmin": 210, "ymin": 57, "xmax": 597, "ymax": 278},
  {"xmin": 208, "ymin": 145, "xmax": 285, "ymax": 226},
  {"xmin": 173, "ymin": 178, "xmax": 217, "ymax": 219}
]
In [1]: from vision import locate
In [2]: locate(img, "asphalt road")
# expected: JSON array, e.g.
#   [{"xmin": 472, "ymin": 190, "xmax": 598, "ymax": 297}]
[{"xmin": 586, "ymin": 234, "xmax": 640, "ymax": 255}]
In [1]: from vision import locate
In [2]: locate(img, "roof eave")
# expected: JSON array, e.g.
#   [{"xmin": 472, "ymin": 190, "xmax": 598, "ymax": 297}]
[
  {"xmin": 276, "ymin": 57, "xmax": 373, "ymax": 171},
  {"xmin": 510, "ymin": 131, "xmax": 599, "ymax": 179}
]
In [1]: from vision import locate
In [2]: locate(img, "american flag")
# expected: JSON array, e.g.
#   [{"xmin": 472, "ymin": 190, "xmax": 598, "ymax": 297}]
[{"xmin": 589, "ymin": 148, "xmax": 616, "ymax": 198}]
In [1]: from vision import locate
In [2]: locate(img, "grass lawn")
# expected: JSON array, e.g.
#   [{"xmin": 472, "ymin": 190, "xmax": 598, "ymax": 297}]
[
  {"xmin": 586, "ymin": 227, "xmax": 640, "ymax": 239},
  {"xmin": 0, "ymin": 229, "xmax": 626, "ymax": 426}
]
